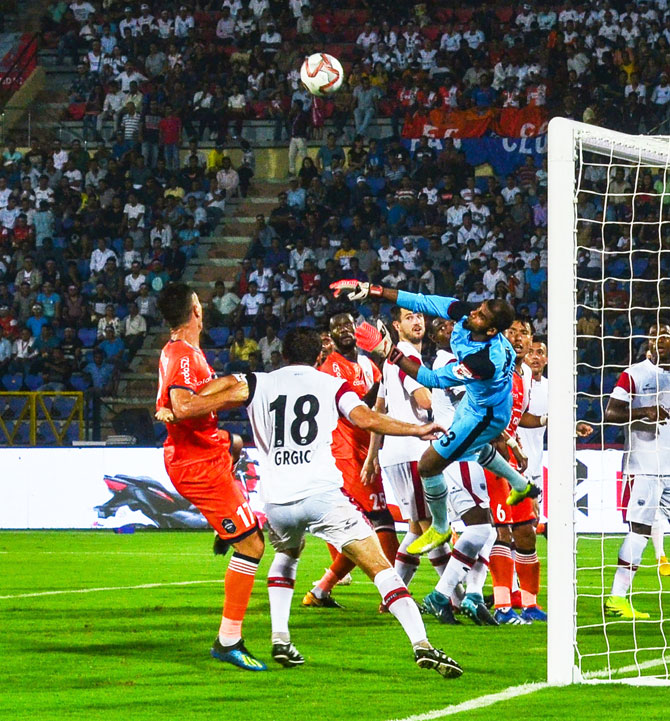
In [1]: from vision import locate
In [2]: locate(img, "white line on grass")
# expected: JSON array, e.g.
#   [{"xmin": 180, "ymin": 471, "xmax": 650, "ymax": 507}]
[
  {"xmin": 583, "ymin": 655, "xmax": 670, "ymax": 680},
  {"xmin": 388, "ymin": 655, "xmax": 670, "ymax": 721},
  {"xmin": 0, "ymin": 578, "xmax": 224, "ymax": 600},
  {"xmin": 387, "ymin": 682, "xmax": 549, "ymax": 721}
]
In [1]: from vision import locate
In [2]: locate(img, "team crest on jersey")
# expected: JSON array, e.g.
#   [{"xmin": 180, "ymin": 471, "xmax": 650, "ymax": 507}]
[
  {"xmin": 454, "ymin": 364, "xmax": 473, "ymax": 380},
  {"xmin": 221, "ymin": 518, "xmax": 237, "ymax": 533}
]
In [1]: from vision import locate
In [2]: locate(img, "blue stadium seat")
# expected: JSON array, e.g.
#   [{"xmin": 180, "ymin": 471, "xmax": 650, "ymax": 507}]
[
  {"xmin": 205, "ymin": 349, "xmax": 218, "ymax": 366},
  {"xmin": 2, "ymin": 373, "xmax": 23, "ymax": 391},
  {"xmin": 37, "ymin": 423, "xmax": 58, "ymax": 445},
  {"xmin": 52, "ymin": 396, "xmax": 76, "ymax": 418},
  {"xmin": 70, "ymin": 374, "xmax": 90, "ymax": 392},
  {"xmin": 78, "ymin": 328, "xmax": 97, "ymax": 347},
  {"xmin": 208, "ymin": 327, "xmax": 230, "ymax": 347},
  {"xmin": 24, "ymin": 374, "xmax": 43, "ymax": 391},
  {"xmin": 632, "ymin": 257, "xmax": 649, "ymax": 276},
  {"xmin": 576, "ymin": 374, "xmax": 594, "ymax": 393},
  {"xmin": 65, "ymin": 424, "xmax": 82, "ymax": 444},
  {"xmin": 602, "ymin": 373, "xmax": 618, "ymax": 394},
  {"xmin": 12, "ymin": 422, "xmax": 31, "ymax": 445},
  {"xmin": 218, "ymin": 349, "xmax": 230, "ymax": 365},
  {"xmin": 576, "ymin": 397, "xmax": 591, "ymax": 421},
  {"xmin": 604, "ymin": 426, "xmax": 622, "ymax": 445}
]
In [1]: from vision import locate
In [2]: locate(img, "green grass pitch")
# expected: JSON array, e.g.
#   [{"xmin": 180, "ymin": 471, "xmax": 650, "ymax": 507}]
[{"xmin": 1, "ymin": 531, "xmax": 668, "ymax": 721}]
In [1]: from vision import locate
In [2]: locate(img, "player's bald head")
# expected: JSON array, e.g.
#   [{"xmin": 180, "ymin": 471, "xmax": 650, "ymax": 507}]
[{"xmin": 330, "ymin": 313, "xmax": 354, "ymax": 330}]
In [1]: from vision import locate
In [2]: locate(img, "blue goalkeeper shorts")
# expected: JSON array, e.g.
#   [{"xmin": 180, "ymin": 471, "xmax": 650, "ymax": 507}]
[{"xmin": 432, "ymin": 402, "xmax": 510, "ymax": 464}]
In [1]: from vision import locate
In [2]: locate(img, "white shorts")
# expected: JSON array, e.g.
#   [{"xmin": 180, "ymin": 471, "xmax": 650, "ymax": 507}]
[
  {"xmin": 381, "ymin": 460, "xmax": 427, "ymax": 522},
  {"xmin": 265, "ymin": 488, "xmax": 374, "ymax": 553},
  {"xmin": 622, "ymin": 474, "xmax": 670, "ymax": 526},
  {"xmin": 445, "ymin": 460, "xmax": 489, "ymax": 521}
]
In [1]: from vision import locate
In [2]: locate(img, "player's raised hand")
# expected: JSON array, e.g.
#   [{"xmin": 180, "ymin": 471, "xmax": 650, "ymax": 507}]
[
  {"xmin": 329, "ymin": 279, "xmax": 382, "ymax": 301},
  {"xmin": 414, "ymin": 421, "xmax": 447, "ymax": 441},
  {"xmin": 156, "ymin": 407, "xmax": 175, "ymax": 423},
  {"xmin": 355, "ymin": 321, "xmax": 395, "ymax": 358}
]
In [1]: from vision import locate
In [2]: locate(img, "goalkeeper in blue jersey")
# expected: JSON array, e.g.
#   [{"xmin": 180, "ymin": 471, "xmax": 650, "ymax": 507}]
[{"xmin": 331, "ymin": 280, "xmax": 538, "ymax": 556}]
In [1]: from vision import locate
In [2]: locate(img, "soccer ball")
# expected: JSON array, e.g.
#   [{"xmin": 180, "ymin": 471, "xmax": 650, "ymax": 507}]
[{"xmin": 300, "ymin": 53, "xmax": 344, "ymax": 97}]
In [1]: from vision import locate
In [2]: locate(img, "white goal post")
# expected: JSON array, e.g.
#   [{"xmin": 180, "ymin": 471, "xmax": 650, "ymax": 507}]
[{"xmin": 547, "ymin": 118, "xmax": 670, "ymax": 686}]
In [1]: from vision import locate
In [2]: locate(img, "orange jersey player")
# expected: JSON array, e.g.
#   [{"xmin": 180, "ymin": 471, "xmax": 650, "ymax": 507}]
[
  {"xmin": 156, "ymin": 282, "xmax": 266, "ymax": 671},
  {"xmin": 305, "ymin": 312, "xmax": 399, "ymax": 609},
  {"xmin": 319, "ymin": 339, "xmax": 383, "ymax": 512},
  {"xmin": 486, "ymin": 318, "xmax": 547, "ymax": 624}
]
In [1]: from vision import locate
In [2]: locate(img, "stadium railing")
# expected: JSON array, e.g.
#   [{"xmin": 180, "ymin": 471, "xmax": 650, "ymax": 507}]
[{"xmin": 0, "ymin": 391, "xmax": 84, "ymax": 446}]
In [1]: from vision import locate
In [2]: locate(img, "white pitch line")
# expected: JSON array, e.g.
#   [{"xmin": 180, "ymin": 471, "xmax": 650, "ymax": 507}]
[
  {"xmin": 389, "ymin": 656, "xmax": 670, "ymax": 721},
  {"xmin": 0, "ymin": 578, "xmax": 224, "ymax": 600},
  {"xmin": 387, "ymin": 682, "xmax": 549, "ymax": 721},
  {"xmin": 583, "ymin": 655, "xmax": 670, "ymax": 680}
]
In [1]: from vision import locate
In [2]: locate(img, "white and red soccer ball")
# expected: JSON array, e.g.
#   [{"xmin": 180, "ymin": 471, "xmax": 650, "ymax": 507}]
[{"xmin": 300, "ymin": 52, "xmax": 344, "ymax": 97}]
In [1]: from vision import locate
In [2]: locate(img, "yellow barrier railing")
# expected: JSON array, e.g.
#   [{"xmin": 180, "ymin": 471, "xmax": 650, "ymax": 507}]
[{"xmin": 0, "ymin": 392, "xmax": 84, "ymax": 446}]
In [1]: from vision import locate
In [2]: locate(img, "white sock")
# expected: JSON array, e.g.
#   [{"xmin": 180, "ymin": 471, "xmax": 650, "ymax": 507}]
[
  {"xmin": 428, "ymin": 543, "xmax": 451, "ymax": 577},
  {"xmin": 511, "ymin": 547, "xmax": 519, "ymax": 594},
  {"xmin": 267, "ymin": 552, "xmax": 299, "ymax": 638},
  {"xmin": 395, "ymin": 532, "xmax": 421, "ymax": 586},
  {"xmin": 436, "ymin": 524, "xmax": 491, "ymax": 598},
  {"xmin": 651, "ymin": 520, "xmax": 666, "ymax": 560},
  {"xmin": 466, "ymin": 526, "xmax": 496, "ymax": 596},
  {"xmin": 611, "ymin": 532, "xmax": 648, "ymax": 597},
  {"xmin": 374, "ymin": 567, "xmax": 427, "ymax": 646}
]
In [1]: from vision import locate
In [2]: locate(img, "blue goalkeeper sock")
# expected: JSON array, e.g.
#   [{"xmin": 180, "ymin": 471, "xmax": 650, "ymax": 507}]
[
  {"xmin": 478, "ymin": 444, "xmax": 527, "ymax": 492},
  {"xmin": 421, "ymin": 473, "xmax": 449, "ymax": 533}
]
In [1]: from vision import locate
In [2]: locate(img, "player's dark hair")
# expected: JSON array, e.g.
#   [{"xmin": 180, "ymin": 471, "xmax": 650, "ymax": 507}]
[
  {"xmin": 157, "ymin": 282, "xmax": 195, "ymax": 329},
  {"xmin": 282, "ymin": 327, "xmax": 322, "ymax": 366},
  {"xmin": 388, "ymin": 305, "xmax": 402, "ymax": 344},
  {"xmin": 487, "ymin": 299, "xmax": 515, "ymax": 333}
]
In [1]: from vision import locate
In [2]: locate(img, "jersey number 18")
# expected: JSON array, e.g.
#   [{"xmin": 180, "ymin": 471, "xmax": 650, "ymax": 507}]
[{"xmin": 269, "ymin": 394, "xmax": 320, "ymax": 447}]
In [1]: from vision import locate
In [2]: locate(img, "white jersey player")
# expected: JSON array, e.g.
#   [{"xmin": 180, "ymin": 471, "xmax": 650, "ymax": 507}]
[
  {"xmin": 605, "ymin": 324, "xmax": 670, "ymax": 620},
  {"xmin": 365, "ymin": 308, "xmax": 455, "ymax": 599},
  {"xmin": 209, "ymin": 327, "xmax": 461, "ymax": 676}
]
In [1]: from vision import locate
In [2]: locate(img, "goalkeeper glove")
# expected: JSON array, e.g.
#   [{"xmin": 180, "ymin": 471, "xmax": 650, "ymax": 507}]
[
  {"xmin": 355, "ymin": 321, "xmax": 404, "ymax": 364},
  {"xmin": 330, "ymin": 280, "xmax": 383, "ymax": 302}
]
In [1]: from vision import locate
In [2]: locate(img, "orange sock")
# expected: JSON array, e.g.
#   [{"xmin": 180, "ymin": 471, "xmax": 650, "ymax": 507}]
[
  {"xmin": 377, "ymin": 529, "xmax": 399, "ymax": 565},
  {"xmin": 326, "ymin": 543, "xmax": 339, "ymax": 562},
  {"xmin": 489, "ymin": 541, "xmax": 514, "ymax": 608},
  {"xmin": 316, "ymin": 553, "xmax": 356, "ymax": 595},
  {"xmin": 515, "ymin": 549, "xmax": 540, "ymax": 608},
  {"xmin": 220, "ymin": 552, "xmax": 260, "ymax": 645}
]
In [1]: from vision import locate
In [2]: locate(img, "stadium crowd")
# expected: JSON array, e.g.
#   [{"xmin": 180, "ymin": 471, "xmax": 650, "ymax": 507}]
[{"xmin": 5, "ymin": 0, "xmax": 667, "ymax": 397}]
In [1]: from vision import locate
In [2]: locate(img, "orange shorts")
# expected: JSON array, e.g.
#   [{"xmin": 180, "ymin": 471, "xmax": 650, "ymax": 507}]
[
  {"xmin": 485, "ymin": 471, "xmax": 537, "ymax": 527},
  {"xmin": 335, "ymin": 455, "xmax": 387, "ymax": 514},
  {"xmin": 166, "ymin": 454, "xmax": 257, "ymax": 541}
]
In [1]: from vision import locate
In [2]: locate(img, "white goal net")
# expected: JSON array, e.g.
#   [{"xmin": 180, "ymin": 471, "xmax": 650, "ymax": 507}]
[{"xmin": 548, "ymin": 118, "xmax": 670, "ymax": 685}]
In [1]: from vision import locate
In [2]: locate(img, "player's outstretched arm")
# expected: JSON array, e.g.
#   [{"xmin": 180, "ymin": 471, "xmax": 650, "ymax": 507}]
[
  {"xmin": 349, "ymin": 404, "xmax": 445, "ymax": 440},
  {"xmin": 169, "ymin": 375, "xmax": 249, "ymax": 420}
]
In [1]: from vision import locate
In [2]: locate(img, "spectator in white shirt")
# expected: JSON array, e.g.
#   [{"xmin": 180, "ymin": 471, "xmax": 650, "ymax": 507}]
[
  {"xmin": 249, "ymin": 258, "xmax": 273, "ymax": 294},
  {"xmin": 174, "ymin": 6, "xmax": 195, "ymax": 38},
  {"xmin": 125, "ymin": 261, "xmax": 146, "ymax": 295},
  {"xmin": 51, "ymin": 139, "xmax": 68, "ymax": 171},
  {"xmin": 356, "ymin": 22, "xmax": 378, "ymax": 50},
  {"xmin": 90, "ymin": 238, "xmax": 118, "ymax": 276},
  {"xmin": 216, "ymin": 7, "xmax": 236, "ymax": 41},
  {"xmin": 482, "ymin": 258, "xmax": 507, "ymax": 295},
  {"xmin": 289, "ymin": 239, "xmax": 315, "ymax": 271}
]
